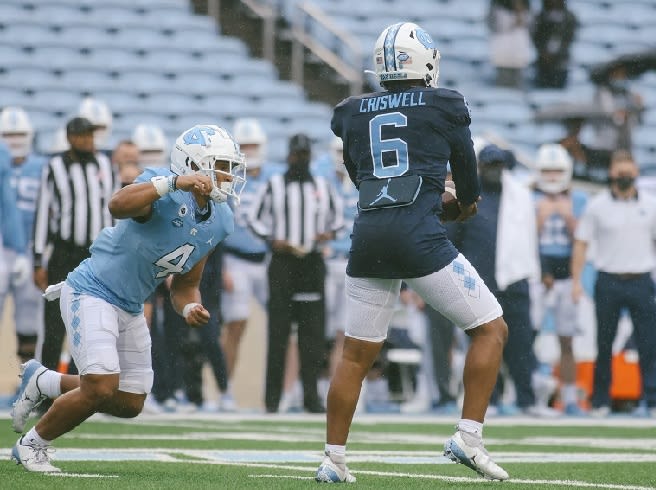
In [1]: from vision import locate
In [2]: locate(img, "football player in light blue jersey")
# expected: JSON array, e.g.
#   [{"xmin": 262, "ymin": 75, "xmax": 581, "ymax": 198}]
[
  {"xmin": 10, "ymin": 125, "xmax": 246, "ymax": 473},
  {"xmin": 220, "ymin": 118, "xmax": 272, "ymax": 398},
  {"xmin": 0, "ymin": 107, "xmax": 47, "ymax": 366},
  {"xmin": 322, "ymin": 136, "xmax": 359, "ymax": 379}
]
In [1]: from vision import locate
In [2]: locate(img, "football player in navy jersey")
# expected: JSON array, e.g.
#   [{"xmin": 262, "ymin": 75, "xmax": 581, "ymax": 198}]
[
  {"xmin": 315, "ymin": 22, "xmax": 510, "ymax": 482},
  {"xmin": 10, "ymin": 125, "xmax": 246, "ymax": 473}
]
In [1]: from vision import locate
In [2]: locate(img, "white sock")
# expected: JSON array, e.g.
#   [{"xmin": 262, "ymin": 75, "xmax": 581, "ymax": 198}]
[
  {"xmin": 37, "ymin": 369, "xmax": 62, "ymax": 398},
  {"xmin": 325, "ymin": 444, "xmax": 346, "ymax": 464},
  {"xmin": 561, "ymin": 383, "xmax": 578, "ymax": 406},
  {"xmin": 23, "ymin": 427, "xmax": 51, "ymax": 447},
  {"xmin": 458, "ymin": 419, "xmax": 483, "ymax": 438}
]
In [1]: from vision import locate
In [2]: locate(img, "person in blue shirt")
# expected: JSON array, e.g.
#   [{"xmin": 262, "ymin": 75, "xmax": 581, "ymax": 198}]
[
  {"xmin": 0, "ymin": 139, "xmax": 30, "ymax": 304},
  {"xmin": 321, "ymin": 136, "xmax": 359, "ymax": 380},
  {"xmin": 533, "ymin": 143, "xmax": 587, "ymax": 415},
  {"xmin": 220, "ymin": 118, "xmax": 275, "ymax": 408},
  {"xmin": 315, "ymin": 22, "xmax": 509, "ymax": 483},
  {"xmin": 10, "ymin": 124, "xmax": 246, "ymax": 473},
  {"xmin": 0, "ymin": 107, "xmax": 47, "ymax": 366}
]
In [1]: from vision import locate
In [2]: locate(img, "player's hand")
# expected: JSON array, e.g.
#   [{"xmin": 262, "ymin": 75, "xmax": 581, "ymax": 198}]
[
  {"xmin": 184, "ymin": 304, "xmax": 210, "ymax": 327},
  {"xmin": 175, "ymin": 174, "xmax": 214, "ymax": 196},
  {"xmin": 542, "ymin": 273, "xmax": 555, "ymax": 290},
  {"xmin": 572, "ymin": 280, "xmax": 584, "ymax": 303},
  {"xmin": 34, "ymin": 266, "xmax": 48, "ymax": 292},
  {"xmin": 455, "ymin": 198, "xmax": 480, "ymax": 222}
]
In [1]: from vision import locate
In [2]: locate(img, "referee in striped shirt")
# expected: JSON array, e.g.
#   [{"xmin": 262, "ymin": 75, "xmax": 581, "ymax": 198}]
[
  {"xmin": 250, "ymin": 133, "xmax": 344, "ymax": 413},
  {"xmin": 33, "ymin": 116, "xmax": 114, "ymax": 373}
]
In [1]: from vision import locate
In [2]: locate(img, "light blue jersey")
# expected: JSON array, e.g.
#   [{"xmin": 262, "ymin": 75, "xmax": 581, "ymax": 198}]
[
  {"xmin": 9, "ymin": 154, "xmax": 47, "ymax": 248},
  {"xmin": 328, "ymin": 173, "xmax": 359, "ymax": 259},
  {"xmin": 535, "ymin": 189, "xmax": 587, "ymax": 258},
  {"xmin": 222, "ymin": 169, "xmax": 270, "ymax": 257},
  {"xmin": 0, "ymin": 142, "xmax": 26, "ymax": 254},
  {"xmin": 67, "ymin": 167, "xmax": 234, "ymax": 314}
]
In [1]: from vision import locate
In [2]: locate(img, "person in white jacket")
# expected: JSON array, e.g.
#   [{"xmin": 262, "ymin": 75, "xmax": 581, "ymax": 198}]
[{"xmin": 451, "ymin": 144, "xmax": 542, "ymax": 414}]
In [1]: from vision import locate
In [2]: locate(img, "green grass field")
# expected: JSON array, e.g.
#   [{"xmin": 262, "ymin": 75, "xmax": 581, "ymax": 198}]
[{"xmin": 1, "ymin": 412, "xmax": 655, "ymax": 489}]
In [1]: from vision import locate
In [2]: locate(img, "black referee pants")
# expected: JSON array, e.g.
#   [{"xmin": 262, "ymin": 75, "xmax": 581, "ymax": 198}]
[
  {"xmin": 265, "ymin": 252, "xmax": 326, "ymax": 412},
  {"xmin": 41, "ymin": 244, "xmax": 90, "ymax": 374}
]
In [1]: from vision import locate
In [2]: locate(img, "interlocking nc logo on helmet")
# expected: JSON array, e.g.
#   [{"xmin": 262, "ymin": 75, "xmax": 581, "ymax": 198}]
[{"xmin": 182, "ymin": 126, "xmax": 216, "ymax": 146}]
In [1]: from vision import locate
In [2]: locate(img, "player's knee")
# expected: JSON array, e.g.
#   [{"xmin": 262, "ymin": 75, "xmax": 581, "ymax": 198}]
[
  {"xmin": 491, "ymin": 317, "xmax": 509, "ymax": 345},
  {"xmin": 81, "ymin": 375, "xmax": 119, "ymax": 407},
  {"xmin": 122, "ymin": 397, "xmax": 145, "ymax": 418},
  {"xmin": 471, "ymin": 317, "xmax": 508, "ymax": 346}
]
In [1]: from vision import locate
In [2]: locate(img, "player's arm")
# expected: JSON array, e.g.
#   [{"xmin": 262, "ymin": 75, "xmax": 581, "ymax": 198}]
[
  {"xmin": 169, "ymin": 254, "xmax": 210, "ymax": 327},
  {"xmin": 109, "ymin": 173, "xmax": 213, "ymax": 219},
  {"xmin": 570, "ymin": 239, "xmax": 588, "ymax": 303}
]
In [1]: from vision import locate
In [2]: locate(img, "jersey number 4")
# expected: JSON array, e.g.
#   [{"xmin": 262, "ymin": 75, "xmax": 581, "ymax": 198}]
[
  {"xmin": 369, "ymin": 112, "xmax": 409, "ymax": 178},
  {"xmin": 155, "ymin": 244, "xmax": 195, "ymax": 278}
]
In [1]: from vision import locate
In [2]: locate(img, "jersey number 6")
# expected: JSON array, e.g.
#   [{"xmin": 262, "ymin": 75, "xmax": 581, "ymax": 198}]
[{"xmin": 369, "ymin": 112, "xmax": 409, "ymax": 178}]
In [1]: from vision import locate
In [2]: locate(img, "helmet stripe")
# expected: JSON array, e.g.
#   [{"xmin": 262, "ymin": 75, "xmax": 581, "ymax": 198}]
[{"xmin": 383, "ymin": 22, "xmax": 404, "ymax": 73}]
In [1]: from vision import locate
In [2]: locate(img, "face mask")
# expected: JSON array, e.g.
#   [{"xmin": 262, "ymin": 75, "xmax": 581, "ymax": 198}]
[{"xmin": 611, "ymin": 176, "xmax": 635, "ymax": 191}]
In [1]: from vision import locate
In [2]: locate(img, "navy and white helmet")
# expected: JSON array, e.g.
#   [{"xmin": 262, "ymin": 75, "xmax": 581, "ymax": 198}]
[
  {"xmin": 373, "ymin": 22, "xmax": 440, "ymax": 88},
  {"xmin": 0, "ymin": 106, "xmax": 33, "ymax": 158},
  {"xmin": 170, "ymin": 124, "xmax": 246, "ymax": 203},
  {"xmin": 535, "ymin": 143, "xmax": 573, "ymax": 194},
  {"xmin": 232, "ymin": 118, "xmax": 267, "ymax": 169},
  {"xmin": 132, "ymin": 123, "xmax": 168, "ymax": 167}
]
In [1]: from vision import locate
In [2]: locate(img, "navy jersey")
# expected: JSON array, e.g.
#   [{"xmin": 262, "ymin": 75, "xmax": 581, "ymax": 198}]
[{"xmin": 331, "ymin": 86, "xmax": 479, "ymax": 279}]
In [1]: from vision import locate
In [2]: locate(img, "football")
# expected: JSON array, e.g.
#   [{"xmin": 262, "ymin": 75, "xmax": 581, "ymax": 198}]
[{"xmin": 440, "ymin": 181, "xmax": 460, "ymax": 222}]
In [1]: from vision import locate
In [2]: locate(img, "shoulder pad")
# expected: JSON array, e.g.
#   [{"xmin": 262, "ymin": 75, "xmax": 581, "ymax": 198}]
[
  {"xmin": 434, "ymin": 88, "xmax": 466, "ymax": 100},
  {"xmin": 432, "ymin": 88, "xmax": 470, "ymax": 125}
]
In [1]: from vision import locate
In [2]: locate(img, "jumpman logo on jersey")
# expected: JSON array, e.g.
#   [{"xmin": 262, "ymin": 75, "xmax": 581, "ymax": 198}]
[{"xmin": 369, "ymin": 179, "xmax": 397, "ymax": 206}]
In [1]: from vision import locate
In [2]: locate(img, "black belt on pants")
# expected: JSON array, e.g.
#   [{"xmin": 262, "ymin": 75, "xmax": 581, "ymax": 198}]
[{"xmin": 598, "ymin": 271, "xmax": 650, "ymax": 281}]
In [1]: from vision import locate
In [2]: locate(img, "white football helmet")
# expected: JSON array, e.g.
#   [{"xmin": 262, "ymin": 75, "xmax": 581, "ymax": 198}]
[
  {"xmin": 232, "ymin": 118, "xmax": 267, "ymax": 169},
  {"xmin": 132, "ymin": 124, "xmax": 168, "ymax": 167},
  {"xmin": 78, "ymin": 97, "xmax": 112, "ymax": 148},
  {"xmin": 373, "ymin": 22, "xmax": 440, "ymax": 87},
  {"xmin": 535, "ymin": 143, "xmax": 573, "ymax": 194},
  {"xmin": 0, "ymin": 106, "xmax": 33, "ymax": 159},
  {"xmin": 170, "ymin": 124, "xmax": 246, "ymax": 203}
]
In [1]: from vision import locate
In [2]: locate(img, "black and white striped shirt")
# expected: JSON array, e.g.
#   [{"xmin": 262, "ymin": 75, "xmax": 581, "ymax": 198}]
[
  {"xmin": 33, "ymin": 150, "xmax": 114, "ymax": 267},
  {"xmin": 249, "ymin": 173, "xmax": 344, "ymax": 253}
]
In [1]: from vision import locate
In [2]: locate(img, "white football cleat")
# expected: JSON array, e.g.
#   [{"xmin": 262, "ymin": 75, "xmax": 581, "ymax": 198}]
[
  {"xmin": 444, "ymin": 431, "xmax": 509, "ymax": 481},
  {"xmin": 11, "ymin": 360, "xmax": 49, "ymax": 433},
  {"xmin": 11, "ymin": 436, "xmax": 61, "ymax": 473},
  {"xmin": 315, "ymin": 453, "xmax": 356, "ymax": 483}
]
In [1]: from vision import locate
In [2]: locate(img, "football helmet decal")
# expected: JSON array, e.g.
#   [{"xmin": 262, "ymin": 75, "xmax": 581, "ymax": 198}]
[
  {"xmin": 0, "ymin": 106, "xmax": 33, "ymax": 158},
  {"xmin": 374, "ymin": 22, "xmax": 440, "ymax": 87},
  {"xmin": 170, "ymin": 125, "xmax": 246, "ymax": 203},
  {"xmin": 535, "ymin": 143, "xmax": 573, "ymax": 194}
]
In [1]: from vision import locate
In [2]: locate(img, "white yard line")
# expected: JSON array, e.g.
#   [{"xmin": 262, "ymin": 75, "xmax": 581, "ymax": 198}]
[
  {"xmin": 48, "ymin": 473, "xmax": 119, "ymax": 478},
  {"xmin": 249, "ymin": 469, "xmax": 656, "ymax": 490},
  {"xmin": 2, "ymin": 448, "xmax": 656, "ymax": 464}
]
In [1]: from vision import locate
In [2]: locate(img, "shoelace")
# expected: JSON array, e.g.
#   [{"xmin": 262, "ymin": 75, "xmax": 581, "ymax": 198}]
[{"xmin": 24, "ymin": 442, "xmax": 55, "ymax": 465}]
